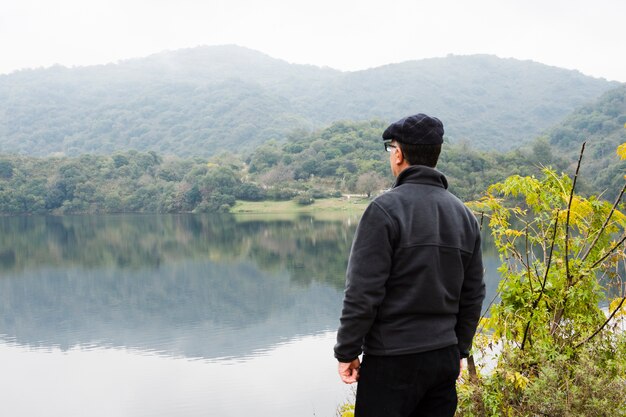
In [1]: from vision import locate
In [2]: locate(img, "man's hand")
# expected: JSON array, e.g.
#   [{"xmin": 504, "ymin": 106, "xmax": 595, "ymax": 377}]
[{"xmin": 338, "ymin": 358, "xmax": 361, "ymax": 384}]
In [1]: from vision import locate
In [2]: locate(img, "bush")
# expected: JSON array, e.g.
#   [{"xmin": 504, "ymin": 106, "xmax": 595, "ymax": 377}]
[
  {"xmin": 193, "ymin": 192, "xmax": 236, "ymax": 213},
  {"xmin": 295, "ymin": 193, "xmax": 314, "ymax": 206},
  {"xmin": 266, "ymin": 188, "xmax": 297, "ymax": 201},
  {"xmin": 458, "ymin": 142, "xmax": 626, "ymax": 416},
  {"xmin": 234, "ymin": 183, "xmax": 266, "ymax": 201},
  {"xmin": 310, "ymin": 188, "xmax": 328, "ymax": 199}
]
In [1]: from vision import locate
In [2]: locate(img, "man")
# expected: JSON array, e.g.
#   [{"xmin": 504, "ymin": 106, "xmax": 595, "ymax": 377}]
[{"xmin": 334, "ymin": 113, "xmax": 485, "ymax": 417}]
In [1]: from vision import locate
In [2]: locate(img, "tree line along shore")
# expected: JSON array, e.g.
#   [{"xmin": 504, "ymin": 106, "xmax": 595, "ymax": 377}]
[{"xmin": 2, "ymin": 113, "xmax": 624, "ymax": 216}]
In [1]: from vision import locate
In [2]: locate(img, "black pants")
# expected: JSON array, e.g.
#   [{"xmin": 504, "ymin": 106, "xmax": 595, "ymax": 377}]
[{"xmin": 355, "ymin": 345, "xmax": 460, "ymax": 417}]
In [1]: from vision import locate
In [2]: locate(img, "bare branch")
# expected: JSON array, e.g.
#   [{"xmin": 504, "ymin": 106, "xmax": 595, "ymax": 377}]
[
  {"xmin": 565, "ymin": 142, "xmax": 585, "ymax": 286},
  {"xmin": 525, "ymin": 225, "xmax": 534, "ymax": 293},
  {"xmin": 521, "ymin": 213, "xmax": 560, "ymax": 350},
  {"xmin": 575, "ymin": 296, "xmax": 626, "ymax": 350},
  {"xmin": 591, "ymin": 234, "xmax": 626, "ymax": 269},
  {"xmin": 556, "ymin": 143, "xmax": 586, "ymax": 335},
  {"xmin": 478, "ymin": 291, "xmax": 502, "ymax": 332},
  {"xmin": 466, "ymin": 355, "xmax": 486, "ymax": 415},
  {"xmin": 581, "ymin": 181, "xmax": 626, "ymax": 262}
]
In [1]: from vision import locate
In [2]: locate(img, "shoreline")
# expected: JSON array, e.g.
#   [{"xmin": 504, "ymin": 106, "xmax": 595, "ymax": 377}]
[
  {"xmin": 231, "ymin": 197, "xmax": 370, "ymax": 218},
  {"xmin": 0, "ymin": 197, "xmax": 372, "ymax": 218}
]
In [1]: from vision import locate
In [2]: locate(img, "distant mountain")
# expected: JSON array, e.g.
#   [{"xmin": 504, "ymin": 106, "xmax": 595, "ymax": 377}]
[
  {"xmin": 0, "ymin": 45, "xmax": 619, "ymax": 156},
  {"xmin": 546, "ymin": 84, "xmax": 626, "ymax": 198}
]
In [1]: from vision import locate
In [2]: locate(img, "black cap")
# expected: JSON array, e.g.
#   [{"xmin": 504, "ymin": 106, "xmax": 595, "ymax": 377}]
[{"xmin": 382, "ymin": 113, "xmax": 444, "ymax": 145}]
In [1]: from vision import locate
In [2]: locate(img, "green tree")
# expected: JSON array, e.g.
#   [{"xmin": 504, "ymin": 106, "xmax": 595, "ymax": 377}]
[
  {"xmin": 0, "ymin": 160, "xmax": 14, "ymax": 179},
  {"xmin": 234, "ymin": 183, "xmax": 266, "ymax": 201}
]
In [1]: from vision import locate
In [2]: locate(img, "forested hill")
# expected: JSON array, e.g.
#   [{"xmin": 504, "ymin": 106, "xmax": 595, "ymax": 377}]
[
  {"xmin": 0, "ymin": 45, "xmax": 618, "ymax": 157},
  {"xmin": 547, "ymin": 84, "xmax": 626, "ymax": 197}
]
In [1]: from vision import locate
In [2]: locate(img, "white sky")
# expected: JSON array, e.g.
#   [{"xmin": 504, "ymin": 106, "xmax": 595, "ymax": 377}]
[{"xmin": 1, "ymin": 0, "xmax": 625, "ymax": 82}]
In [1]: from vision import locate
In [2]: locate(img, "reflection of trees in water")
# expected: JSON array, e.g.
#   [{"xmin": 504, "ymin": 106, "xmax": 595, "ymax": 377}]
[
  {"xmin": 0, "ymin": 213, "xmax": 501, "ymax": 358},
  {"xmin": 0, "ymin": 213, "xmax": 500, "ymax": 294},
  {"xmin": 0, "ymin": 260, "xmax": 344, "ymax": 359},
  {"xmin": 243, "ymin": 217, "xmax": 356, "ymax": 289},
  {"xmin": 0, "ymin": 214, "xmax": 356, "ymax": 289},
  {"xmin": 0, "ymin": 214, "xmax": 358, "ymax": 359}
]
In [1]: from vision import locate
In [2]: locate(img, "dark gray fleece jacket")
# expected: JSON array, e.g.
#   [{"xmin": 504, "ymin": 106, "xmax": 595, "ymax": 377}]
[{"xmin": 334, "ymin": 165, "xmax": 485, "ymax": 362}]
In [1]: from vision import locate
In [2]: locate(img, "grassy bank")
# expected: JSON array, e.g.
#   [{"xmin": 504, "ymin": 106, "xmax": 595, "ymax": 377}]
[{"xmin": 231, "ymin": 197, "xmax": 370, "ymax": 220}]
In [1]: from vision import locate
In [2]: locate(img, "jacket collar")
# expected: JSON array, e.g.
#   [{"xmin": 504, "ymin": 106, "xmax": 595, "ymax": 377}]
[{"xmin": 393, "ymin": 165, "xmax": 448, "ymax": 189}]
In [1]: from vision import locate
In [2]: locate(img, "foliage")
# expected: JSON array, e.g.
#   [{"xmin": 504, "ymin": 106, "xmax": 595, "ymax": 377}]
[
  {"xmin": 0, "ymin": 118, "xmax": 577, "ymax": 214},
  {"xmin": 244, "ymin": 119, "xmax": 575, "ymax": 202},
  {"xmin": 0, "ymin": 159, "xmax": 13, "ymax": 179},
  {"xmin": 337, "ymin": 403, "xmax": 355, "ymax": 417},
  {"xmin": 459, "ymin": 143, "xmax": 626, "ymax": 416},
  {"xmin": 3, "ymin": 100, "xmax": 624, "ymax": 215},
  {"xmin": 0, "ymin": 151, "xmax": 251, "ymax": 214},
  {"xmin": 246, "ymin": 120, "xmax": 392, "ymax": 197},
  {"xmin": 437, "ymin": 140, "xmax": 568, "ymax": 201}
]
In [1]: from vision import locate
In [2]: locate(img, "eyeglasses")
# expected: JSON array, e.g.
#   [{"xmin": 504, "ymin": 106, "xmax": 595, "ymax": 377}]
[{"xmin": 384, "ymin": 141, "xmax": 398, "ymax": 152}]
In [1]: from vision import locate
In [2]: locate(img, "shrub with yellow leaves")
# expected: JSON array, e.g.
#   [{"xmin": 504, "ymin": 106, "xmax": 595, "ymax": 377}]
[{"xmin": 459, "ymin": 142, "xmax": 626, "ymax": 416}]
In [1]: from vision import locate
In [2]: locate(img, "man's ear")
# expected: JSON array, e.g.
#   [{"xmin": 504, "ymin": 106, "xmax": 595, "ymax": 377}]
[{"xmin": 394, "ymin": 146, "xmax": 405, "ymax": 166}]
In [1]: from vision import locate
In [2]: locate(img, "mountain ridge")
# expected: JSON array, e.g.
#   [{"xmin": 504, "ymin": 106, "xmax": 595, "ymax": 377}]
[{"xmin": 0, "ymin": 45, "xmax": 620, "ymax": 157}]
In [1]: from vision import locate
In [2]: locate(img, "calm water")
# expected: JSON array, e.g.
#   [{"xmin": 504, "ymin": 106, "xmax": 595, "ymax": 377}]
[{"xmin": 0, "ymin": 214, "xmax": 500, "ymax": 417}]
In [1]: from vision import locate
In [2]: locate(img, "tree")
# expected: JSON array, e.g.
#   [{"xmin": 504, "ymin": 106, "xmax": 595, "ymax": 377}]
[
  {"xmin": 184, "ymin": 184, "xmax": 202, "ymax": 208},
  {"xmin": 531, "ymin": 136, "xmax": 554, "ymax": 166},
  {"xmin": 248, "ymin": 141, "xmax": 282, "ymax": 173},
  {"xmin": 258, "ymin": 163, "xmax": 294, "ymax": 187},
  {"xmin": 459, "ymin": 143, "xmax": 626, "ymax": 416},
  {"xmin": 0, "ymin": 160, "xmax": 14, "ymax": 179},
  {"xmin": 44, "ymin": 182, "xmax": 67, "ymax": 210},
  {"xmin": 234, "ymin": 183, "xmax": 266, "ymax": 201},
  {"xmin": 356, "ymin": 172, "xmax": 386, "ymax": 198}
]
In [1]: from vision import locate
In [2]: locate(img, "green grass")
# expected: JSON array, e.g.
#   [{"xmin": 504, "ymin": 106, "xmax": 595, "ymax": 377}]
[{"xmin": 231, "ymin": 197, "xmax": 369, "ymax": 220}]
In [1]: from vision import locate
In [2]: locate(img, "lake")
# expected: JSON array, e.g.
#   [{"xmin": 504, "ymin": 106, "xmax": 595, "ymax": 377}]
[{"xmin": 0, "ymin": 214, "xmax": 501, "ymax": 417}]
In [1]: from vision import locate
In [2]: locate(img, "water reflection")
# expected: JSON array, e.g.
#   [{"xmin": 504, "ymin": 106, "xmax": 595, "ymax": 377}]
[
  {"xmin": 0, "ymin": 213, "xmax": 502, "ymax": 417},
  {"xmin": 0, "ymin": 214, "xmax": 355, "ymax": 287},
  {"xmin": 0, "ymin": 214, "xmax": 360, "ymax": 360},
  {"xmin": 0, "ymin": 332, "xmax": 352, "ymax": 417},
  {"xmin": 0, "ymin": 214, "xmax": 500, "ymax": 360}
]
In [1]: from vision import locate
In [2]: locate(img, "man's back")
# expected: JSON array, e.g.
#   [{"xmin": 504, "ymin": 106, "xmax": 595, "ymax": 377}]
[
  {"xmin": 335, "ymin": 165, "xmax": 484, "ymax": 360},
  {"xmin": 335, "ymin": 113, "xmax": 485, "ymax": 417}
]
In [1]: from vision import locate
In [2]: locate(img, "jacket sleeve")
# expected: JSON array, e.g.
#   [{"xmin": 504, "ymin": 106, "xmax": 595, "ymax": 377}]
[
  {"xmin": 455, "ymin": 230, "xmax": 486, "ymax": 358},
  {"xmin": 334, "ymin": 202, "xmax": 395, "ymax": 362}
]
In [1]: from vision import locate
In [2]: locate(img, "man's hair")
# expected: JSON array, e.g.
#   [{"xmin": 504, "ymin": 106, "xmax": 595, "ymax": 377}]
[{"xmin": 398, "ymin": 143, "xmax": 441, "ymax": 167}]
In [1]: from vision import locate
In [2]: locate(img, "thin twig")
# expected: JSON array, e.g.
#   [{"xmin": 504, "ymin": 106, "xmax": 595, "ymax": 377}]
[
  {"xmin": 478, "ymin": 291, "xmax": 502, "ymax": 332},
  {"xmin": 509, "ymin": 245, "xmax": 534, "ymax": 278},
  {"xmin": 565, "ymin": 142, "xmax": 586, "ymax": 286},
  {"xmin": 574, "ymin": 297, "xmax": 626, "ymax": 349},
  {"xmin": 521, "ymin": 213, "xmax": 560, "ymax": 350},
  {"xmin": 591, "ymin": 234, "xmax": 626, "ymax": 269},
  {"xmin": 581, "ymin": 181, "xmax": 626, "ymax": 262},
  {"xmin": 556, "ymin": 143, "xmax": 586, "ymax": 335},
  {"xmin": 572, "ymin": 268, "xmax": 626, "ymax": 346},
  {"xmin": 525, "ymin": 225, "xmax": 533, "ymax": 293}
]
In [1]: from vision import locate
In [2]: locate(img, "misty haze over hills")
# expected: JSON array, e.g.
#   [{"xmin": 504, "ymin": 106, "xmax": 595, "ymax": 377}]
[{"xmin": 0, "ymin": 45, "xmax": 620, "ymax": 157}]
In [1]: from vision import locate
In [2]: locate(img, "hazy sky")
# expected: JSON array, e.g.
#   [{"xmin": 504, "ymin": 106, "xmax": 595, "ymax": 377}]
[{"xmin": 1, "ymin": 0, "xmax": 625, "ymax": 82}]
